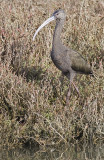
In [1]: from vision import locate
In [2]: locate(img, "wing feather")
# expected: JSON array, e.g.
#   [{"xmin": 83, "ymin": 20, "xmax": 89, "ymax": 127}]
[{"xmin": 66, "ymin": 49, "xmax": 92, "ymax": 74}]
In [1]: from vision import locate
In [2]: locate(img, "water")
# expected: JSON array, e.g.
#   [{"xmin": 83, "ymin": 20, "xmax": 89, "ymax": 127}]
[{"xmin": 0, "ymin": 142, "xmax": 104, "ymax": 160}]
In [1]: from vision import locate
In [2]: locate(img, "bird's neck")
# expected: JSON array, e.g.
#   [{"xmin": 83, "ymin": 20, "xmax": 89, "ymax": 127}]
[{"xmin": 52, "ymin": 19, "xmax": 65, "ymax": 51}]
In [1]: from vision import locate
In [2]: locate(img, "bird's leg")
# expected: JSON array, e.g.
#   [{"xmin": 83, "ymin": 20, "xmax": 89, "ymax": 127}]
[
  {"xmin": 59, "ymin": 72, "xmax": 64, "ymax": 85},
  {"xmin": 66, "ymin": 82, "xmax": 71, "ymax": 105},
  {"xmin": 71, "ymin": 81, "xmax": 80, "ymax": 96},
  {"xmin": 59, "ymin": 72, "xmax": 64, "ymax": 94}
]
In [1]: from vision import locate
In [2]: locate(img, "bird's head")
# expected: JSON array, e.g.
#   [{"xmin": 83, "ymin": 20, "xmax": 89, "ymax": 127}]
[
  {"xmin": 33, "ymin": 9, "xmax": 65, "ymax": 41},
  {"xmin": 52, "ymin": 9, "xmax": 65, "ymax": 20}
]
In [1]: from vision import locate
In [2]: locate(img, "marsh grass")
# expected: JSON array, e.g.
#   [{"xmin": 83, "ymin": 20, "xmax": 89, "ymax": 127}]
[{"xmin": 0, "ymin": 0, "xmax": 104, "ymax": 148}]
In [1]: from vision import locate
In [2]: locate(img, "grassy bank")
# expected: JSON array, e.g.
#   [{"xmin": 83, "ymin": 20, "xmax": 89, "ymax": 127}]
[{"xmin": 0, "ymin": 0, "xmax": 104, "ymax": 148}]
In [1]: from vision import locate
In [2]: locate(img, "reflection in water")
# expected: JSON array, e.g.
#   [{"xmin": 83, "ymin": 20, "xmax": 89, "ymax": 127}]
[{"xmin": 0, "ymin": 143, "xmax": 104, "ymax": 160}]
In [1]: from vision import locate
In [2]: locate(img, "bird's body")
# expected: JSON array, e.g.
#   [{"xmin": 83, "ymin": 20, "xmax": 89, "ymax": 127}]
[
  {"xmin": 51, "ymin": 46, "xmax": 92, "ymax": 76},
  {"xmin": 33, "ymin": 9, "xmax": 93, "ymax": 104}
]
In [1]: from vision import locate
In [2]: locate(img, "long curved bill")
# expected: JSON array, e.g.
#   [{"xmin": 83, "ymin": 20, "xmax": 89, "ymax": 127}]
[{"xmin": 33, "ymin": 16, "xmax": 55, "ymax": 41}]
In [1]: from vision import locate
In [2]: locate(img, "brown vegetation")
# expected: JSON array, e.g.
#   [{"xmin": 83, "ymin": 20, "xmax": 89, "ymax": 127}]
[{"xmin": 0, "ymin": 0, "xmax": 104, "ymax": 148}]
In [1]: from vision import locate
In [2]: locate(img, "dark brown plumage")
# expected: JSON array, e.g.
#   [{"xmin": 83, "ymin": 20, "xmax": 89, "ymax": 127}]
[{"xmin": 33, "ymin": 9, "xmax": 93, "ymax": 104}]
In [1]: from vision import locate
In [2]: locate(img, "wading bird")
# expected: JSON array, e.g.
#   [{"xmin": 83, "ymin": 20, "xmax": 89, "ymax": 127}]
[{"xmin": 33, "ymin": 9, "xmax": 93, "ymax": 104}]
